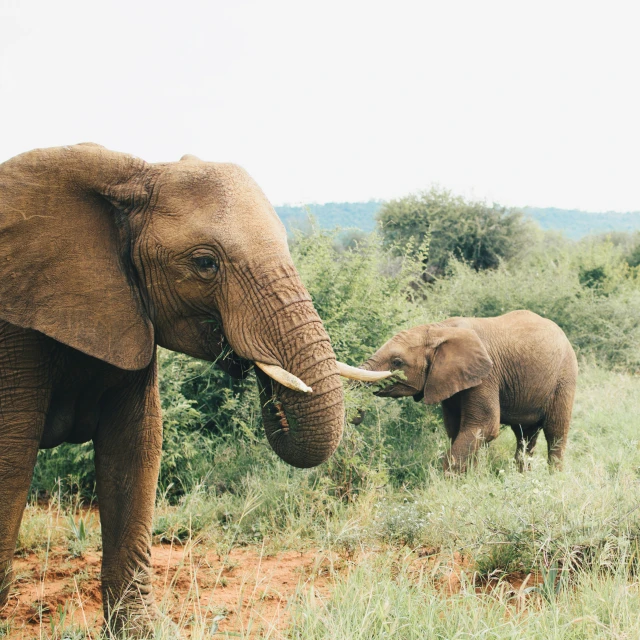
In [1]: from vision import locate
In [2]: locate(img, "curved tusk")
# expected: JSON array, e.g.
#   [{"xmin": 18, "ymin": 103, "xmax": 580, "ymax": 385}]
[
  {"xmin": 255, "ymin": 362, "xmax": 313, "ymax": 394},
  {"xmin": 336, "ymin": 361, "xmax": 395, "ymax": 382}
]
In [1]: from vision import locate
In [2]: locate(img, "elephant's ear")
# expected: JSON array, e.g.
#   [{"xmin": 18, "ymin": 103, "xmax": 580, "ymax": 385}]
[
  {"xmin": 0, "ymin": 144, "xmax": 155, "ymax": 370},
  {"xmin": 422, "ymin": 327, "xmax": 493, "ymax": 404}
]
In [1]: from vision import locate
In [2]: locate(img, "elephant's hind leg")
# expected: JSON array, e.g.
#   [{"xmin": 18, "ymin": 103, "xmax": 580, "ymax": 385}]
[
  {"xmin": 0, "ymin": 325, "xmax": 52, "ymax": 606},
  {"xmin": 543, "ymin": 382, "xmax": 575, "ymax": 471},
  {"xmin": 512, "ymin": 423, "xmax": 542, "ymax": 472}
]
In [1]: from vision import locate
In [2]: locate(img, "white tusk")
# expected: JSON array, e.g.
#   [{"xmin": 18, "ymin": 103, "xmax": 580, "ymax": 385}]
[
  {"xmin": 255, "ymin": 362, "xmax": 313, "ymax": 394},
  {"xmin": 336, "ymin": 361, "xmax": 395, "ymax": 382}
]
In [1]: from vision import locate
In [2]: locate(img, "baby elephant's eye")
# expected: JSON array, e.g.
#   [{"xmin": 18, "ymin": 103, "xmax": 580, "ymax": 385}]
[
  {"xmin": 193, "ymin": 255, "xmax": 219, "ymax": 276},
  {"xmin": 391, "ymin": 358, "xmax": 404, "ymax": 369}
]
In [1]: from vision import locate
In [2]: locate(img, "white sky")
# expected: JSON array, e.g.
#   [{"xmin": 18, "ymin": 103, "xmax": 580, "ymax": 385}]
[{"xmin": 1, "ymin": 0, "xmax": 639, "ymax": 211}]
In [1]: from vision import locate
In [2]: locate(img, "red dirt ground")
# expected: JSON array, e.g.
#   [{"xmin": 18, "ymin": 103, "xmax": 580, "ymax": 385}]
[{"xmin": 2, "ymin": 544, "xmax": 341, "ymax": 638}]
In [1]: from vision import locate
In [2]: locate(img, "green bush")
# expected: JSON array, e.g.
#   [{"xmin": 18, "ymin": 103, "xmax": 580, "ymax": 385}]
[
  {"xmin": 292, "ymin": 228, "xmax": 427, "ymax": 364},
  {"xmin": 377, "ymin": 187, "xmax": 538, "ymax": 273}
]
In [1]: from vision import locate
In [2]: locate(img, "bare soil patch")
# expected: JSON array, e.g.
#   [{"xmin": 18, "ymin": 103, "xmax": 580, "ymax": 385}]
[{"xmin": 2, "ymin": 544, "xmax": 340, "ymax": 638}]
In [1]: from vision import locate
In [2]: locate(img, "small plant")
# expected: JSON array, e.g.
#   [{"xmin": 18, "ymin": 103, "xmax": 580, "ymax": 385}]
[
  {"xmin": 48, "ymin": 602, "xmax": 87, "ymax": 640},
  {"xmin": 66, "ymin": 511, "xmax": 95, "ymax": 558},
  {"xmin": 525, "ymin": 560, "xmax": 567, "ymax": 603},
  {"xmin": 374, "ymin": 499, "xmax": 429, "ymax": 547}
]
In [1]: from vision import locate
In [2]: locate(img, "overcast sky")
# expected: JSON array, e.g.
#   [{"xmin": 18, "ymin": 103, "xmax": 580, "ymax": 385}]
[{"xmin": 1, "ymin": 0, "xmax": 639, "ymax": 211}]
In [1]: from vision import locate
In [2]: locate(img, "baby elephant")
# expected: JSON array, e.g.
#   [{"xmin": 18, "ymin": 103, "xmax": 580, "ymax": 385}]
[{"xmin": 364, "ymin": 311, "xmax": 577, "ymax": 473}]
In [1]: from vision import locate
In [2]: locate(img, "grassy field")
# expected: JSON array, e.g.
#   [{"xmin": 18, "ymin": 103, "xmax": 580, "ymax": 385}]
[{"xmin": 4, "ymin": 363, "xmax": 640, "ymax": 638}]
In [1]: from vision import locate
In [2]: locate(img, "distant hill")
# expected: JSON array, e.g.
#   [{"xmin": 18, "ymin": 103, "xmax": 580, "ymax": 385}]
[
  {"xmin": 275, "ymin": 202, "xmax": 640, "ymax": 240},
  {"xmin": 275, "ymin": 201, "xmax": 382, "ymax": 233},
  {"xmin": 522, "ymin": 208, "xmax": 640, "ymax": 240}
]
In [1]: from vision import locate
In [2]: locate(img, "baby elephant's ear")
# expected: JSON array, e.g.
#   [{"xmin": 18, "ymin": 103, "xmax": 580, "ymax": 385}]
[{"xmin": 423, "ymin": 327, "xmax": 493, "ymax": 404}]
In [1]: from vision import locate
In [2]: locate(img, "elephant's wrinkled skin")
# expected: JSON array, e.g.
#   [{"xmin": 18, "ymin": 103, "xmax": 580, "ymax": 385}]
[
  {"xmin": 364, "ymin": 311, "xmax": 578, "ymax": 473},
  {"xmin": 0, "ymin": 144, "xmax": 345, "ymax": 635}
]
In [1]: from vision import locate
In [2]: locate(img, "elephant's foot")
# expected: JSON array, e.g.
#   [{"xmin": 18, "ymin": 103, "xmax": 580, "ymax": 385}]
[
  {"xmin": 103, "ymin": 607, "xmax": 154, "ymax": 640},
  {"xmin": 102, "ymin": 584, "xmax": 180, "ymax": 639},
  {"xmin": 442, "ymin": 451, "xmax": 469, "ymax": 475},
  {"xmin": 103, "ymin": 614, "xmax": 180, "ymax": 640},
  {"xmin": 0, "ymin": 561, "xmax": 13, "ymax": 609},
  {"xmin": 548, "ymin": 455, "xmax": 564, "ymax": 472}
]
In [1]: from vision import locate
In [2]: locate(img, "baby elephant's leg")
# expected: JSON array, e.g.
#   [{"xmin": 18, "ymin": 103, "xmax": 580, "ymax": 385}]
[
  {"xmin": 441, "ymin": 400, "xmax": 461, "ymax": 443},
  {"xmin": 444, "ymin": 394, "xmax": 500, "ymax": 474},
  {"xmin": 540, "ymin": 359, "xmax": 577, "ymax": 471},
  {"xmin": 543, "ymin": 402, "xmax": 573, "ymax": 470},
  {"xmin": 512, "ymin": 424, "xmax": 542, "ymax": 472}
]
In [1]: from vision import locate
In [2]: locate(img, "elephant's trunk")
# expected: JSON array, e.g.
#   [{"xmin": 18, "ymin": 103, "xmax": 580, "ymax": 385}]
[
  {"xmin": 255, "ymin": 327, "xmax": 343, "ymax": 468},
  {"xmin": 222, "ymin": 264, "xmax": 344, "ymax": 468}
]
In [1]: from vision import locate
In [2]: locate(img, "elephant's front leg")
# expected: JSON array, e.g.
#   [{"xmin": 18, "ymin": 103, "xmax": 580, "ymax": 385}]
[
  {"xmin": 93, "ymin": 362, "xmax": 163, "ymax": 638},
  {"xmin": 0, "ymin": 414, "xmax": 45, "ymax": 606},
  {"xmin": 0, "ymin": 325, "xmax": 52, "ymax": 607},
  {"xmin": 444, "ymin": 392, "xmax": 500, "ymax": 474},
  {"xmin": 441, "ymin": 398, "xmax": 461, "ymax": 442}
]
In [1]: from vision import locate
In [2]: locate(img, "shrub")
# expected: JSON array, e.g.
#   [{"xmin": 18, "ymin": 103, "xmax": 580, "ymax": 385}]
[
  {"xmin": 377, "ymin": 187, "xmax": 538, "ymax": 273},
  {"xmin": 291, "ymin": 227, "xmax": 427, "ymax": 364}
]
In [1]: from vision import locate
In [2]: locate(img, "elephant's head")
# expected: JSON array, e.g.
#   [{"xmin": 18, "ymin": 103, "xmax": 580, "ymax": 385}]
[
  {"xmin": 0, "ymin": 143, "xmax": 387, "ymax": 468},
  {"xmin": 363, "ymin": 324, "xmax": 493, "ymax": 404}
]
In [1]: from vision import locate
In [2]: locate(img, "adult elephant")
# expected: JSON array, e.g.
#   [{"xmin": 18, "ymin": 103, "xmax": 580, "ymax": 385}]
[{"xmin": 0, "ymin": 143, "xmax": 386, "ymax": 635}]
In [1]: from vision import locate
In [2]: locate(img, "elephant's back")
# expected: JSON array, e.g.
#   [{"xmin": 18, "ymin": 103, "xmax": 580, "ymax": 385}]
[
  {"xmin": 471, "ymin": 310, "xmax": 574, "ymax": 355},
  {"xmin": 469, "ymin": 311, "xmax": 577, "ymax": 411}
]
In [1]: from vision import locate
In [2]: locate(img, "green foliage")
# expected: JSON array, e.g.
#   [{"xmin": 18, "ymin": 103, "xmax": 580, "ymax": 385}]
[
  {"xmin": 66, "ymin": 511, "xmax": 97, "ymax": 558},
  {"xmin": 626, "ymin": 243, "xmax": 640, "ymax": 268},
  {"xmin": 289, "ymin": 229, "xmax": 434, "ymax": 495},
  {"xmin": 156, "ymin": 350, "xmax": 260, "ymax": 496},
  {"xmin": 291, "ymin": 228, "xmax": 427, "ymax": 365},
  {"xmin": 21, "ymin": 195, "xmax": 640, "ymax": 638},
  {"xmin": 32, "ymin": 444, "xmax": 96, "ymax": 499},
  {"xmin": 30, "ymin": 220, "xmax": 640, "ymax": 503},
  {"xmin": 377, "ymin": 187, "xmax": 538, "ymax": 273}
]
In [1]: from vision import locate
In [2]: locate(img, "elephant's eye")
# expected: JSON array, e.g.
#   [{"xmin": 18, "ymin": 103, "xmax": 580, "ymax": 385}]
[
  {"xmin": 193, "ymin": 255, "xmax": 219, "ymax": 276},
  {"xmin": 391, "ymin": 358, "xmax": 404, "ymax": 369}
]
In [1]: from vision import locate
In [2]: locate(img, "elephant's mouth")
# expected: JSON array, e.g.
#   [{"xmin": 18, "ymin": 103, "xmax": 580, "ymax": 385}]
[
  {"xmin": 374, "ymin": 382, "xmax": 420, "ymax": 399},
  {"xmin": 254, "ymin": 371, "xmax": 288, "ymax": 429},
  {"xmin": 263, "ymin": 388, "xmax": 295, "ymax": 433},
  {"xmin": 255, "ymin": 369, "xmax": 302, "ymax": 442},
  {"xmin": 209, "ymin": 328, "xmax": 253, "ymax": 379}
]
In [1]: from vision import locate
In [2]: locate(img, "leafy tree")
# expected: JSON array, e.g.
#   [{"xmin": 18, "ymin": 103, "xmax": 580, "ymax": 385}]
[{"xmin": 377, "ymin": 187, "xmax": 537, "ymax": 273}]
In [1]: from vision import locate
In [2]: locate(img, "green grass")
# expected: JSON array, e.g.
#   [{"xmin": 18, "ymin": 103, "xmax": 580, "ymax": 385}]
[
  {"xmin": 288, "ymin": 554, "xmax": 640, "ymax": 639},
  {"xmin": 155, "ymin": 363, "xmax": 640, "ymax": 637}
]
